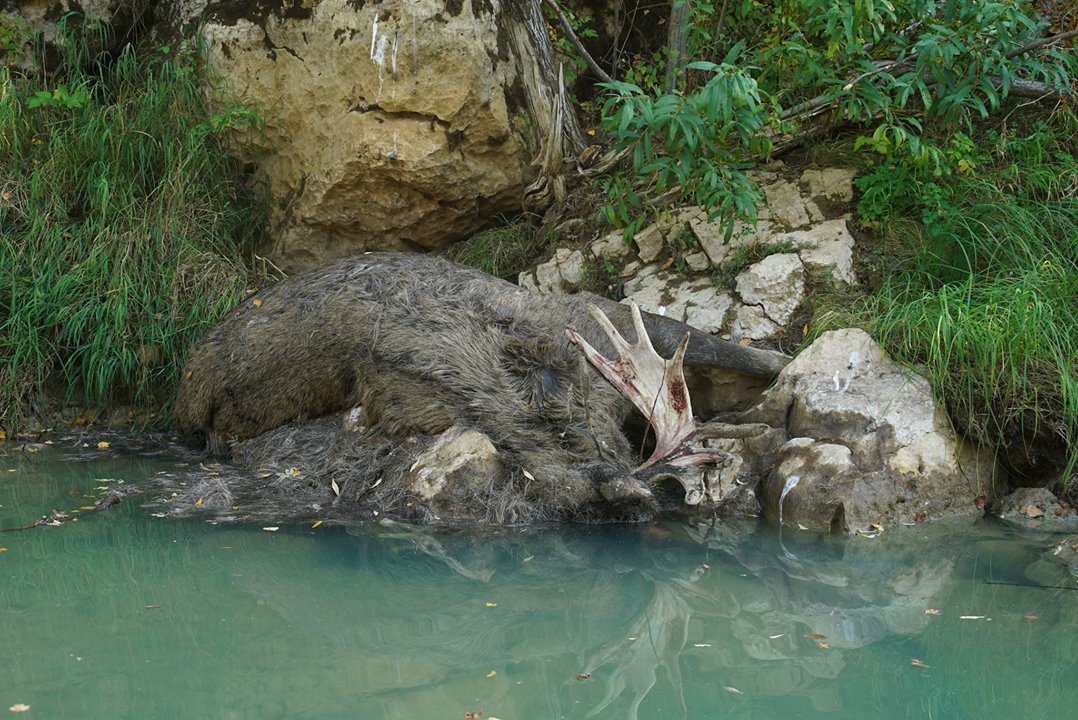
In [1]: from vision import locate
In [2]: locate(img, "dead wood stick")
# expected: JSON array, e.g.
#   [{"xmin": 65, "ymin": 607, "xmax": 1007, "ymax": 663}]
[{"xmin": 541, "ymin": 0, "xmax": 615, "ymax": 85}]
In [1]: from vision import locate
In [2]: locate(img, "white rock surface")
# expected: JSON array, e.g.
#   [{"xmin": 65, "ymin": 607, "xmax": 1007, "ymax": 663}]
[
  {"xmin": 801, "ymin": 168, "xmax": 856, "ymax": 203},
  {"xmin": 735, "ymin": 253, "xmax": 805, "ymax": 325},
  {"xmin": 746, "ymin": 329, "xmax": 1000, "ymax": 530},
  {"xmin": 782, "ymin": 218, "xmax": 858, "ymax": 285}
]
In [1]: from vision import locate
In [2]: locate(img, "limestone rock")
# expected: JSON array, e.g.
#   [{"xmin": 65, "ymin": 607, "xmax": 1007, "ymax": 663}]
[
  {"xmin": 746, "ymin": 329, "xmax": 1000, "ymax": 530},
  {"xmin": 735, "ymin": 253, "xmax": 805, "ymax": 325},
  {"xmin": 173, "ymin": 0, "xmax": 530, "ymax": 270},
  {"xmin": 634, "ymin": 223, "xmax": 666, "ymax": 263},
  {"xmin": 998, "ymin": 487, "xmax": 1077, "ymax": 532},
  {"xmin": 760, "ymin": 438, "xmax": 862, "ymax": 532},
  {"xmin": 691, "ymin": 217, "xmax": 777, "ymax": 267},
  {"xmin": 622, "ymin": 274, "xmax": 733, "ymax": 333},
  {"xmin": 782, "ymin": 218, "xmax": 858, "ymax": 285},
  {"xmin": 801, "ymin": 168, "xmax": 856, "ymax": 203},
  {"xmin": 684, "ymin": 252, "xmax": 710, "ymax": 271},
  {"xmin": 762, "ymin": 179, "xmax": 811, "ymax": 228},
  {"xmin": 533, "ymin": 248, "xmax": 586, "ymax": 293},
  {"xmin": 404, "ymin": 425, "xmax": 501, "ymax": 518},
  {"xmin": 591, "ymin": 231, "xmax": 633, "ymax": 260},
  {"xmin": 730, "ymin": 304, "xmax": 779, "ymax": 342}
]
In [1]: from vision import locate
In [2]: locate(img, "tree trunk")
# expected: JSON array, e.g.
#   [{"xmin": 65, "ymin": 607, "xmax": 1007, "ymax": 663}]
[
  {"xmin": 501, "ymin": 0, "xmax": 587, "ymax": 213},
  {"xmin": 664, "ymin": 0, "xmax": 691, "ymax": 91}
]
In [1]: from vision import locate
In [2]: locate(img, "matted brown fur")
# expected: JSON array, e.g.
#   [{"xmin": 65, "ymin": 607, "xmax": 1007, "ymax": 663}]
[{"xmin": 173, "ymin": 252, "xmax": 787, "ymax": 522}]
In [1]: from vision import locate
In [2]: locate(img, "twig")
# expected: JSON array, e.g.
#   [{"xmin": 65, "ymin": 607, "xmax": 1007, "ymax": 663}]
[
  {"xmin": 541, "ymin": 0, "xmax": 615, "ymax": 85},
  {"xmin": 1004, "ymin": 28, "xmax": 1078, "ymax": 60}
]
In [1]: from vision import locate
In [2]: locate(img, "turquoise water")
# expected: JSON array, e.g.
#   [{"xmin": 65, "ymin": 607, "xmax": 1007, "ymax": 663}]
[{"xmin": 1, "ymin": 438, "xmax": 1075, "ymax": 719}]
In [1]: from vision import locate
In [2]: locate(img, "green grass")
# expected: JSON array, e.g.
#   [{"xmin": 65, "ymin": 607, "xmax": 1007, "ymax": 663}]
[
  {"xmin": 443, "ymin": 220, "xmax": 543, "ymax": 279},
  {"xmin": 835, "ymin": 114, "xmax": 1078, "ymax": 486},
  {"xmin": 0, "ymin": 21, "xmax": 265, "ymax": 427}
]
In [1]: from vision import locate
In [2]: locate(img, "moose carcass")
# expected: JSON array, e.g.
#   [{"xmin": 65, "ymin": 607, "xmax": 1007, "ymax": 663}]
[{"xmin": 173, "ymin": 252, "xmax": 787, "ymax": 522}]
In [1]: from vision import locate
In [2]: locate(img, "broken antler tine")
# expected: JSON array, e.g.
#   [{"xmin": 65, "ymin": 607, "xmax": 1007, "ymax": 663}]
[
  {"xmin": 586, "ymin": 303, "xmax": 628, "ymax": 349},
  {"xmin": 671, "ymin": 330, "xmax": 690, "ymax": 371},
  {"xmin": 628, "ymin": 300, "xmax": 656, "ymax": 353}
]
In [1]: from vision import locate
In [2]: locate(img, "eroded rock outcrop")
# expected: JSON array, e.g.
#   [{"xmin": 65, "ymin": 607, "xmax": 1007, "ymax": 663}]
[
  {"xmin": 189, "ymin": 0, "xmax": 527, "ymax": 269},
  {"xmin": 147, "ymin": 0, "xmax": 585, "ymax": 271},
  {"xmin": 745, "ymin": 328, "xmax": 1002, "ymax": 531}
]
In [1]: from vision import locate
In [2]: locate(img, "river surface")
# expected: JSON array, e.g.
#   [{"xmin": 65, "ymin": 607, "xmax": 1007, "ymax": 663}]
[{"xmin": 1, "ymin": 436, "xmax": 1075, "ymax": 719}]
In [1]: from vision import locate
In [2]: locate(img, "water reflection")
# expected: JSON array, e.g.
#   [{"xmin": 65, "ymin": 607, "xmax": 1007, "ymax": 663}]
[{"xmin": 2, "ymin": 442, "xmax": 1076, "ymax": 719}]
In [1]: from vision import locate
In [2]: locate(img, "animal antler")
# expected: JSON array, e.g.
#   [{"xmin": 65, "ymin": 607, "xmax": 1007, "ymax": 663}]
[{"xmin": 566, "ymin": 302, "xmax": 726, "ymax": 505}]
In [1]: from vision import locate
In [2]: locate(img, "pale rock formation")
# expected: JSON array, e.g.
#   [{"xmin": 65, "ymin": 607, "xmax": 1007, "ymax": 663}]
[
  {"xmin": 746, "ymin": 329, "xmax": 1001, "ymax": 531},
  {"xmin": 173, "ymin": 0, "xmax": 532, "ymax": 270}
]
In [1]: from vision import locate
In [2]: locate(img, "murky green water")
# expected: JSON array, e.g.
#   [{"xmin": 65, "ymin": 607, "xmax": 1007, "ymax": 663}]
[{"xmin": 1, "ymin": 439, "xmax": 1075, "ymax": 719}]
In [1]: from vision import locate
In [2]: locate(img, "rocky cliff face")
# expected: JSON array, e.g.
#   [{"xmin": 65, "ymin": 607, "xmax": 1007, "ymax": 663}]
[{"xmin": 161, "ymin": 0, "xmax": 532, "ymax": 270}]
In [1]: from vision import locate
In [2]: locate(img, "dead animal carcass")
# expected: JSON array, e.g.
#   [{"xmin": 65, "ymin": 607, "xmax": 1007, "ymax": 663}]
[{"xmin": 173, "ymin": 252, "xmax": 787, "ymax": 523}]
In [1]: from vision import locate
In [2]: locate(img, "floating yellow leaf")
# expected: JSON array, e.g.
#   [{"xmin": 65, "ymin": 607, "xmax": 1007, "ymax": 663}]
[
  {"xmin": 484, "ymin": 602, "xmax": 497, "ymax": 607},
  {"xmin": 0, "ymin": 428, "xmax": 6, "ymax": 441},
  {"xmin": 231, "ymin": 505, "xmax": 239, "ymax": 511},
  {"xmin": 0, "ymin": 547, "xmax": 8, "ymax": 553},
  {"xmin": 97, "ymin": 441, "xmax": 110, "ymax": 449},
  {"xmin": 311, "ymin": 520, "xmax": 324, "ymax": 529},
  {"xmin": 486, "ymin": 670, "xmax": 497, "ymax": 678},
  {"xmin": 194, "ymin": 497, "xmax": 204, "ymax": 507},
  {"xmin": 817, "ymin": 642, "xmax": 830, "ymax": 649},
  {"xmin": 78, "ymin": 505, "xmax": 96, "ymax": 511},
  {"xmin": 252, "ymin": 298, "xmax": 263, "ymax": 307}
]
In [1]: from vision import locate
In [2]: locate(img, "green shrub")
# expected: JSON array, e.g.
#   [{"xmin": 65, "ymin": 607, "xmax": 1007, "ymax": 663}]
[
  {"xmin": 852, "ymin": 115, "xmax": 1078, "ymax": 483},
  {"xmin": 0, "ymin": 18, "xmax": 265, "ymax": 426},
  {"xmin": 596, "ymin": 0, "xmax": 1073, "ymax": 236}
]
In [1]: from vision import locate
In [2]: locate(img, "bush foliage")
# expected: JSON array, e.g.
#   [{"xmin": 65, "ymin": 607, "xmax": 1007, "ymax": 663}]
[{"xmin": 598, "ymin": 0, "xmax": 1074, "ymax": 232}]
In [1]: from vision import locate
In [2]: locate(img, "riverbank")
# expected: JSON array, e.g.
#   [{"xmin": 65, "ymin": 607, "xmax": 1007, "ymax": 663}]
[{"xmin": 1, "ymin": 7, "xmax": 1074, "ymax": 505}]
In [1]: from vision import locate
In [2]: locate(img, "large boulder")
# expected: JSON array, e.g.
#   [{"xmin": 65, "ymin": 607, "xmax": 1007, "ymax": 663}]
[
  {"xmin": 159, "ymin": 0, "xmax": 533, "ymax": 270},
  {"xmin": 745, "ymin": 328, "xmax": 1002, "ymax": 531}
]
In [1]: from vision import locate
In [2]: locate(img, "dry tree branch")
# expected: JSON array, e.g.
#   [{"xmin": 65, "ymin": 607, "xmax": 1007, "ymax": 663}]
[{"xmin": 541, "ymin": 0, "xmax": 615, "ymax": 85}]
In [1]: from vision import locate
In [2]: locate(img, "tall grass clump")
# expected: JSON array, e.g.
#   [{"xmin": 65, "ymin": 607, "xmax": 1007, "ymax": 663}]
[
  {"xmin": 0, "ymin": 18, "xmax": 265, "ymax": 426},
  {"xmin": 853, "ymin": 113, "xmax": 1078, "ymax": 485}
]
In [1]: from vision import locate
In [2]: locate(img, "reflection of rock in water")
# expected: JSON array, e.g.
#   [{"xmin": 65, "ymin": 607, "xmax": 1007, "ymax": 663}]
[{"xmin": 687, "ymin": 520, "xmax": 960, "ymax": 649}]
